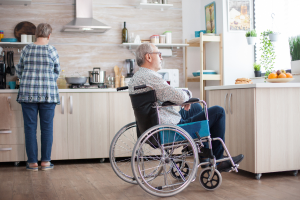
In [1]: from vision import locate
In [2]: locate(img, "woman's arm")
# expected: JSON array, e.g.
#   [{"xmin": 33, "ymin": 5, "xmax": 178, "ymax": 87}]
[
  {"xmin": 15, "ymin": 46, "xmax": 27, "ymax": 78},
  {"xmin": 49, "ymin": 46, "xmax": 61, "ymax": 81}
]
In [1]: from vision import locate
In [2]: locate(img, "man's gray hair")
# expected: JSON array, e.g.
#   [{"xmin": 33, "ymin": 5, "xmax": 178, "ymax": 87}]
[{"xmin": 136, "ymin": 43, "xmax": 153, "ymax": 66}]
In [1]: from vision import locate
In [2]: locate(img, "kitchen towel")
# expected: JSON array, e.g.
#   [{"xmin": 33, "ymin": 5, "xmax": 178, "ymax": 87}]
[{"xmin": 0, "ymin": 96, "xmax": 11, "ymax": 130}]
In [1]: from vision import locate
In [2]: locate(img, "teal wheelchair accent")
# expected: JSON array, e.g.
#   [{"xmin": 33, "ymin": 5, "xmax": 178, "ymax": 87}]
[{"xmin": 160, "ymin": 120, "xmax": 210, "ymax": 144}]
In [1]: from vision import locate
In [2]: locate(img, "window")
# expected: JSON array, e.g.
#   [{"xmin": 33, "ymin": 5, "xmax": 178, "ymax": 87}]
[{"xmin": 254, "ymin": 0, "xmax": 300, "ymax": 72}]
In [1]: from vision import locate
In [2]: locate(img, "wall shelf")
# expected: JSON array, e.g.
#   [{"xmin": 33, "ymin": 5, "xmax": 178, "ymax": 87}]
[
  {"xmin": 135, "ymin": 3, "xmax": 173, "ymax": 10},
  {"xmin": 121, "ymin": 43, "xmax": 188, "ymax": 50},
  {"xmin": 185, "ymin": 32, "xmax": 223, "ymax": 102},
  {"xmin": 0, "ymin": 42, "xmax": 31, "ymax": 48}
]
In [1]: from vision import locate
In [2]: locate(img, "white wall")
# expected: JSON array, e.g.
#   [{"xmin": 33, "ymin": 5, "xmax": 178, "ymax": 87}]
[{"xmin": 182, "ymin": 0, "xmax": 255, "ymax": 99}]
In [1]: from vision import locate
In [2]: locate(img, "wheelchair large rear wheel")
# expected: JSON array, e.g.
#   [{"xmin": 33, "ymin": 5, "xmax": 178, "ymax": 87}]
[
  {"xmin": 110, "ymin": 122, "xmax": 138, "ymax": 184},
  {"xmin": 131, "ymin": 124, "xmax": 199, "ymax": 197}
]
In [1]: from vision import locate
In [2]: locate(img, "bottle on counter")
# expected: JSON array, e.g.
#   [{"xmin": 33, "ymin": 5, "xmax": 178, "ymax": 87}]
[
  {"xmin": 0, "ymin": 31, "xmax": 4, "ymax": 42},
  {"xmin": 57, "ymin": 70, "xmax": 67, "ymax": 89},
  {"xmin": 122, "ymin": 22, "xmax": 128, "ymax": 43}
]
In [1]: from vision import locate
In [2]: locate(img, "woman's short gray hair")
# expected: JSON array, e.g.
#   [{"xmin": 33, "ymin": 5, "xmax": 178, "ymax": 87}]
[
  {"xmin": 136, "ymin": 43, "xmax": 153, "ymax": 66},
  {"xmin": 35, "ymin": 23, "xmax": 52, "ymax": 38}
]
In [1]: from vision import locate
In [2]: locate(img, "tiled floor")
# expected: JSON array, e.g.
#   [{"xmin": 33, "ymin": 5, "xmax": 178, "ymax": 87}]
[{"xmin": 0, "ymin": 160, "xmax": 299, "ymax": 200}]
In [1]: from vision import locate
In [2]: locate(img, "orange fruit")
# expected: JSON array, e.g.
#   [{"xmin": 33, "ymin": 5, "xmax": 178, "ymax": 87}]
[
  {"xmin": 268, "ymin": 73, "xmax": 278, "ymax": 79},
  {"xmin": 286, "ymin": 73, "xmax": 293, "ymax": 78},
  {"xmin": 278, "ymin": 73, "xmax": 286, "ymax": 78}
]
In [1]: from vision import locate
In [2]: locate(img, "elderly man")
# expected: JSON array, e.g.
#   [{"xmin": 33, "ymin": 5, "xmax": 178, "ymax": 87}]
[{"xmin": 128, "ymin": 43, "xmax": 243, "ymax": 172}]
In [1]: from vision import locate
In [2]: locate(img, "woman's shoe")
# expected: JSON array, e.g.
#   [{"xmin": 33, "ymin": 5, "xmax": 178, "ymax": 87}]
[
  {"xmin": 26, "ymin": 163, "xmax": 38, "ymax": 171},
  {"xmin": 41, "ymin": 162, "xmax": 54, "ymax": 171}
]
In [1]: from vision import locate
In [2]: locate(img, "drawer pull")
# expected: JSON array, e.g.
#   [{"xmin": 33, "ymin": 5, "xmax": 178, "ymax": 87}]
[
  {"xmin": 0, "ymin": 130, "xmax": 12, "ymax": 134},
  {"xmin": 224, "ymin": 93, "xmax": 228, "ymax": 114},
  {"xmin": 70, "ymin": 96, "xmax": 73, "ymax": 114},
  {"xmin": 0, "ymin": 148, "xmax": 12, "ymax": 151},
  {"xmin": 7, "ymin": 96, "xmax": 11, "ymax": 110},
  {"xmin": 61, "ymin": 96, "xmax": 64, "ymax": 114}
]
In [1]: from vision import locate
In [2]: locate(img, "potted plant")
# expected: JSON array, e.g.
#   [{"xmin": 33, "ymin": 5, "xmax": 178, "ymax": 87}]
[
  {"xmin": 253, "ymin": 63, "xmax": 261, "ymax": 77},
  {"xmin": 246, "ymin": 30, "xmax": 257, "ymax": 45},
  {"xmin": 260, "ymin": 30, "xmax": 276, "ymax": 78},
  {"xmin": 268, "ymin": 30, "xmax": 280, "ymax": 42},
  {"xmin": 289, "ymin": 35, "xmax": 300, "ymax": 74}
]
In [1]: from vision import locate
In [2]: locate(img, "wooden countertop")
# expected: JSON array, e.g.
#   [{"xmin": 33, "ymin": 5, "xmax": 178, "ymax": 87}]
[{"xmin": 205, "ymin": 83, "xmax": 300, "ymax": 90}]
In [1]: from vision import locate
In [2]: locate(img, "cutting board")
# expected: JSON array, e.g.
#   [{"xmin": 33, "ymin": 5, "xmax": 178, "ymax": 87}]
[{"xmin": 14, "ymin": 21, "xmax": 36, "ymax": 42}]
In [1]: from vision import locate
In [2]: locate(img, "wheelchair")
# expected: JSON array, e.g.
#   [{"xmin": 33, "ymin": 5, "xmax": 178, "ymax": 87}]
[{"xmin": 110, "ymin": 84, "xmax": 239, "ymax": 197}]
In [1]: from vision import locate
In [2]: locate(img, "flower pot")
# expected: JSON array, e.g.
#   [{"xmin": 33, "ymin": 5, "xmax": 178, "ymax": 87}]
[
  {"xmin": 269, "ymin": 33, "xmax": 280, "ymax": 42},
  {"xmin": 291, "ymin": 60, "xmax": 300, "ymax": 74},
  {"xmin": 254, "ymin": 71, "xmax": 261, "ymax": 77},
  {"xmin": 246, "ymin": 37, "xmax": 256, "ymax": 45}
]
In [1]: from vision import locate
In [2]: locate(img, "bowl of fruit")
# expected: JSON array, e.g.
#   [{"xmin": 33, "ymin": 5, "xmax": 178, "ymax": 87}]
[{"xmin": 266, "ymin": 70, "xmax": 294, "ymax": 83}]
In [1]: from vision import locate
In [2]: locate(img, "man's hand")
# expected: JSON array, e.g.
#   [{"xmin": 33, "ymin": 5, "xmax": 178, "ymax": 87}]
[{"xmin": 183, "ymin": 104, "xmax": 191, "ymax": 111}]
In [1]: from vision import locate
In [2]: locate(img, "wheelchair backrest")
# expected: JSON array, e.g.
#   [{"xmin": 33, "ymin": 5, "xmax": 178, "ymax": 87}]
[{"xmin": 129, "ymin": 90, "xmax": 160, "ymax": 147}]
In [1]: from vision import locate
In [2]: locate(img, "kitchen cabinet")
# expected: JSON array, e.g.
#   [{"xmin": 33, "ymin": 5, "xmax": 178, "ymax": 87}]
[
  {"xmin": 109, "ymin": 92, "xmax": 136, "ymax": 157},
  {"xmin": 207, "ymin": 84, "xmax": 300, "ymax": 177},
  {"xmin": 67, "ymin": 93, "xmax": 109, "ymax": 159}
]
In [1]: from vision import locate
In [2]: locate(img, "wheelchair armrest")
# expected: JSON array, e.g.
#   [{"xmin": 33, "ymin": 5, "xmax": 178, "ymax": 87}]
[
  {"xmin": 117, "ymin": 86, "xmax": 128, "ymax": 91},
  {"xmin": 162, "ymin": 101, "xmax": 177, "ymax": 106},
  {"xmin": 183, "ymin": 98, "xmax": 200, "ymax": 104}
]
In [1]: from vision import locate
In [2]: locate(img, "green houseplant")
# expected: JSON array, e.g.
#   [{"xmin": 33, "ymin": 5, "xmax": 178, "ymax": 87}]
[
  {"xmin": 289, "ymin": 35, "xmax": 300, "ymax": 74},
  {"xmin": 245, "ymin": 30, "xmax": 257, "ymax": 45},
  {"xmin": 253, "ymin": 63, "xmax": 261, "ymax": 77},
  {"xmin": 260, "ymin": 30, "xmax": 276, "ymax": 78}
]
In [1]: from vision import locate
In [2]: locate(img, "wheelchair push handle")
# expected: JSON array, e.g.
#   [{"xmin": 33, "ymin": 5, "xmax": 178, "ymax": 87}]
[
  {"xmin": 117, "ymin": 86, "xmax": 128, "ymax": 91},
  {"xmin": 134, "ymin": 84, "xmax": 147, "ymax": 90}
]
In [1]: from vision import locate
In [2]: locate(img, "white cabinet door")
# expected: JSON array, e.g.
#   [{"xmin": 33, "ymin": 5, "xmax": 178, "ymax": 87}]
[{"xmin": 67, "ymin": 93, "xmax": 109, "ymax": 159}]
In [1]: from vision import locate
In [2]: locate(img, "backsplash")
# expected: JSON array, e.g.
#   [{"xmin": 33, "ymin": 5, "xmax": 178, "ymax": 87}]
[{"xmin": 0, "ymin": 0, "xmax": 184, "ymax": 86}]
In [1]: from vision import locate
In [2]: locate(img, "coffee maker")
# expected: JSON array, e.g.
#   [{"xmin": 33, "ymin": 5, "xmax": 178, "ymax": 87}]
[
  {"xmin": 0, "ymin": 54, "xmax": 6, "ymax": 89},
  {"xmin": 125, "ymin": 59, "xmax": 135, "ymax": 78}
]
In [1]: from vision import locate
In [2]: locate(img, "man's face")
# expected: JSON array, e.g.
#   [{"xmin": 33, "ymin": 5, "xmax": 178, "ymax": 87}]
[{"xmin": 150, "ymin": 45, "xmax": 163, "ymax": 71}]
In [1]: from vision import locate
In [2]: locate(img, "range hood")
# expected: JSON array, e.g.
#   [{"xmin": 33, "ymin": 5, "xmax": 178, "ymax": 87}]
[
  {"xmin": 0, "ymin": 0, "xmax": 31, "ymax": 5},
  {"xmin": 62, "ymin": 0, "xmax": 110, "ymax": 33}
]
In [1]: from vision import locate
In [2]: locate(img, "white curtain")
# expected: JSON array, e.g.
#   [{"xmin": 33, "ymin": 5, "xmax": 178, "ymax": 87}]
[{"xmin": 254, "ymin": 0, "xmax": 300, "ymax": 72}]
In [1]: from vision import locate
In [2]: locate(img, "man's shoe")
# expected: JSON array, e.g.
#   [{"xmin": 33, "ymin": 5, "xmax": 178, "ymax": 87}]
[{"xmin": 217, "ymin": 154, "xmax": 244, "ymax": 173}]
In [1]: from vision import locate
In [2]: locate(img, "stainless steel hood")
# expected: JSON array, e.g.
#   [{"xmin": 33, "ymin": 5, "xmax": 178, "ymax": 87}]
[
  {"xmin": 62, "ymin": 0, "xmax": 110, "ymax": 33},
  {"xmin": 0, "ymin": 0, "xmax": 31, "ymax": 5}
]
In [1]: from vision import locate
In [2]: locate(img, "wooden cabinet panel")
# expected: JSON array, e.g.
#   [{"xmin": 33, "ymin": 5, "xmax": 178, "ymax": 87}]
[
  {"xmin": 67, "ymin": 93, "xmax": 109, "ymax": 159},
  {"xmin": 0, "ymin": 127, "xmax": 24, "ymax": 145},
  {"xmin": 0, "ymin": 145, "xmax": 25, "ymax": 162}
]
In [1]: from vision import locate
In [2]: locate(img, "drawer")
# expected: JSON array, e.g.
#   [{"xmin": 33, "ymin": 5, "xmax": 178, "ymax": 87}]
[
  {"xmin": 0, "ymin": 93, "xmax": 21, "ymax": 111},
  {"xmin": 0, "ymin": 145, "xmax": 25, "ymax": 162},
  {"xmin": 0, "ymin": 127, "xmax": 24, "ymax": 145},
  {"xmin": 10, "ymin": 110, "xmax": 24, "ymax": 128}
]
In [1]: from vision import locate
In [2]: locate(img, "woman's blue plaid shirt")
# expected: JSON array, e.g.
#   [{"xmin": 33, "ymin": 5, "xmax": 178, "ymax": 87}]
[{"xmin": 15, "ymin": 44, "xmax": 60, "ymax": 104}]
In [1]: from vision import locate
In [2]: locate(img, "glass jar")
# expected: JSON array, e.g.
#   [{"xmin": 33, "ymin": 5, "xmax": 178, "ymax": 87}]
[
  {"xmin": 159, "ymin": 35, "xmax": 166, "ymax": 43},
  {"xmin": 150, "ymin": 35, "xmax": 159, "ymax": 44}
]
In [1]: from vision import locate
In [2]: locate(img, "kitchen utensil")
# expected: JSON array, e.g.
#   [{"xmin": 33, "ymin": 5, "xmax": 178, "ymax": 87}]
[
  {"xmin": 10, "ymin": 50, "xmax": 15, "ymax": 76},
  {"xmin": 114, "ymin": 65, "xmax": 119, "ymax": 76},
  {"xmin": 14, "ymin": 21, "xmax": 36, "ymax": 42},
  {"xmin": 16, "ymin": 78, "xmax": 20, "ymax": 89},
  {"xmin": 266, "ymin": 78, "xmax": 294, "ymax": 83},
  {"xmin": 125, "ymin": 59, "xmax": 135, "ymax": 78},
  {"xmin": 65, "ymin": 76, "xmax": 88, "ymax": 85},
  {"xmin": 91, "ymin": 67, "xmax": 106, "ymax": 83},
  {"xmin": 0, "ymin": 62, "xmax": 6, "ymax": 89},
  {"xmin": 6, "ymin": 50, "xmax": 12, "ymax": 75}
]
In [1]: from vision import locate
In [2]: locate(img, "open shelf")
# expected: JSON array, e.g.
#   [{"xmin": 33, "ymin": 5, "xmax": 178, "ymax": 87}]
[
  {"xmin": 187, "ymin": 35, "xmax": 220, "ymax": 47},
  {"xmin": 187, "ymin": 74, "xmax": 222, "ymax": 82},
  {"xmin": 0, "ymin": 42, "xmax": 31, "ymax": 48},
  {"xmin": 135, "ymin": 3, "xmax": 173, "ymax": 10},
  {"xmin": 121, "ymin": 43, "xmax": 189, "ymax": 49}
]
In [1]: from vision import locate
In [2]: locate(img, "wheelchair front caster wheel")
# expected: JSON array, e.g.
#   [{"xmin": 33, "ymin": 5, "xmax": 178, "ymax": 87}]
[
  {"xmin": 199, "ymin": 167, "xmax": 222, "ymax": 190},
  {"xmin": 255, "ymin": 173, "xmax": 262, "ymax": 180},
  {"xmin": 14, "ymin": 162, "xmax": 20, "ymax": 167},
  {"xmin": 99, "ymin": 158, "xmax": 105, "ymax": 163},
  {"xmin": 293, "ymin": 170, "xmax": 298, "ymax": 176},
  {"xmin": 170, "ymin": 161, "xmax": 190, "ymax": 180}
]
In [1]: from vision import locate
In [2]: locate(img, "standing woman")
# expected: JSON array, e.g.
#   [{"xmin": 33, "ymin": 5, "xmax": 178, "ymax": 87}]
[{"xmin": 15, "ymin": 23, "xmax": 60, "ymax": 171}]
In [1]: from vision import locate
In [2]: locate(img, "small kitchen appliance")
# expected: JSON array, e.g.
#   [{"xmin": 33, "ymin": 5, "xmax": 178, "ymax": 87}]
[
  {"xmin": 0, "ymin": 54, "xmax": 6, "ymax": 89},
  {"xmin": 89, "ymin": 67, "xmax": 106, "ymax": 84},
  {"xmin": 125, "ymin": 59, "xmax": 135, "ymax": 78}
]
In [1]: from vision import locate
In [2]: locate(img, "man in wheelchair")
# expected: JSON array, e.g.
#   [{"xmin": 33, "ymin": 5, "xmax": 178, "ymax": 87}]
[{"xmin": 128, "ymin": 43, "xmax": 244, "ymax": 173}]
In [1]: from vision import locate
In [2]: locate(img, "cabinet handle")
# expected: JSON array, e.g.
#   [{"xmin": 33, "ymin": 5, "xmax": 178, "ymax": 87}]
[
  {"xmin": 229, "ymin": 93, "xmax": 232, "ymax": 114},
  {"xmin": 7, "ymin": 96, "xmax": 11, "ymax": 110},
  {"xmin": 70, "ymin": 96, "xmax": 73, "ymax": 114},
  {"xmin": 0, "ymin": 148, "xmax": 12, "ymax": 151},
  {"xmin": 224, "ymin": 93, "xmax": 228, "ymax": 114},
  {"xmin": 0, "ymin": 130, "xmax": 12, "ymax": 134},
  {"xmin": 61, "ymin": 96, "xmax": 64, "ymax": 114}
]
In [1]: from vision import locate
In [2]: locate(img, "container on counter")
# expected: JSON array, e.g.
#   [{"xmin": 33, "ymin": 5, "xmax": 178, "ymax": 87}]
[
  {"xmin": 163, "ymin": 31, "xmax": 172, "ymax": 44},
  {"xmin": 162, "ymin": 0, "xmax": 167, "ymax": 4},
  {"xmin": 159, "ymin": 35, "xmax": 166, "ymax": 43},
  {"xmin": 0, "ymin": 31, "xmax": 4, "ymax": 41},
  {"xmin": 57, "ymin": 70, "xmax": 67, "ymax": 89},
  {"xmin": 150, "ymin": 35, "xmax": 159, "ymax": 44}
]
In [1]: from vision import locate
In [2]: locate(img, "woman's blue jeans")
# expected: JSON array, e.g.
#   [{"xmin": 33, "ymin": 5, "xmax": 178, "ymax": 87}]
[
  {"xmin": 178, "ymin": 103, "xmax": 225, "ymax": 160},
  {"xmin": 21, "ymin": 103, "xmax": 56, "ymax": 163}
]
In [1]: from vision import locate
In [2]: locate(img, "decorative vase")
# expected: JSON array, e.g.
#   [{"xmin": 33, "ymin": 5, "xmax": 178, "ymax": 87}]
[
  {"xmin": 269, "ymin": 33, "xmax": 280, "ymax": 42},
  {"xmin": 254, "ymin": 71, "xmax": 261, "ymax": 77},
  {"xmin": 246, "ymin": 37, "xmax": 256, "ymax": 45},
  {"xmin": 291, "ymin": 60, "xmax": 300, "ymax": 74}
]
